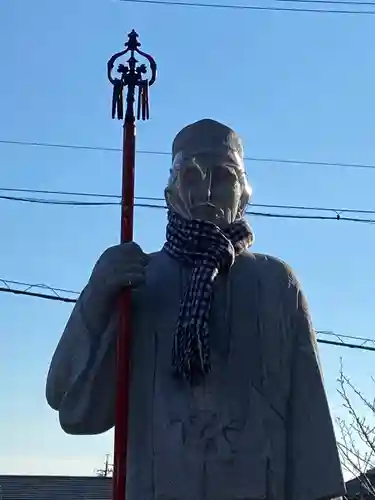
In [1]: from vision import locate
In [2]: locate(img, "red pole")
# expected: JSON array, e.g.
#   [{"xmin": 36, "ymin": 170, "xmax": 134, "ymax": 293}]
[
  {"xmin": 113, "ymin": 121, "xmax": 135, "ymax": 500},
  {"xmin": 107, "ymin": 30, "xmax": 157, "ymax": 500}
]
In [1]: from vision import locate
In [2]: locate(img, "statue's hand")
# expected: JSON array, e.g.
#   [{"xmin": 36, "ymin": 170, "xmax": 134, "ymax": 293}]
[{"xmin": 88, "ymin": 242, "xmax": 149, "ymax": 299}]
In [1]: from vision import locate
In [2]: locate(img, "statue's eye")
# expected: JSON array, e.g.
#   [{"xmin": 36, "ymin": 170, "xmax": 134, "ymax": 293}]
[
  {"xmin": 212, "ymin": 167, "xmax": 237, "ymax": 186},
  {"xmin": 181, "ymin": 166, "xmax": 204, "ymax": 184}
]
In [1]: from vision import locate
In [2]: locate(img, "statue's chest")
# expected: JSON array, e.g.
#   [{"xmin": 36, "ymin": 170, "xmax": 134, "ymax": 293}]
[
  {"xmin": 130, "ymin": 253, "xmax": 291, "ymax": 475},
  {"xmin": 134, "ymin": 255, "xmax": 267, "ymax": 399},
  {"xmin": 140, "ymin": 261, "xmax": 234, "ymax": 362},
  {"xmin": 133, "ymin": 253, "xmax": 293, "ymax": 419},
  {"xmin": 127, "ymin": 253, "xmax": 292, "ymax": 500}
]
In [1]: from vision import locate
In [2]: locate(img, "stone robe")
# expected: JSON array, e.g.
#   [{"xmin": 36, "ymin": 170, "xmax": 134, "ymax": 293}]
[{"xmin": 46, "ymin": 249, "xmax": 346, "ymax": 500}]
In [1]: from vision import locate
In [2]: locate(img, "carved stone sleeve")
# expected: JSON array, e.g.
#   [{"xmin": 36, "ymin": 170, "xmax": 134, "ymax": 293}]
[
  {"xmin": 45, "ymin": 282, "xmax": 118, "ymax": 435},
  {"xmin": 285, "ymin": 285, "xmax": 346, "ymax": 500}
]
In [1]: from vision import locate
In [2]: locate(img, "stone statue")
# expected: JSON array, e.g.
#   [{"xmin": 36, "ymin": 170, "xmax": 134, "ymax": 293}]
[{"xmin": 46, "ymin": 119, "xmax": 346, "ymax": 500}]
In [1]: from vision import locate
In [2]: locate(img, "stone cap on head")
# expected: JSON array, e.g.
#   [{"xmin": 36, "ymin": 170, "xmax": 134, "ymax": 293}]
[{"xmin": 172, "ymin": 118, "xmax": 245, "ymax": 167}]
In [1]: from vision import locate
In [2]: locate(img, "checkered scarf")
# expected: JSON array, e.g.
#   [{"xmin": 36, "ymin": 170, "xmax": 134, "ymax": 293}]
[{"xmin": 163, "ymin": 210, "xmax": 254, "ymax": 383}]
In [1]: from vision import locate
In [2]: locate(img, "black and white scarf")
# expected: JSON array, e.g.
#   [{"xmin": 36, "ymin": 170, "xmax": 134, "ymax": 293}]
[{"xmin": 163, "ymin": 210, "xmax": 254, "ymax": 383}]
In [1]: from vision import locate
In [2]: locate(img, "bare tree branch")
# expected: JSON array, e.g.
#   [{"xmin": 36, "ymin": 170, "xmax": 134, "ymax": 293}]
[{"xmin": 336, "ymin": 360, "xmax": 375, "ymax": 498}]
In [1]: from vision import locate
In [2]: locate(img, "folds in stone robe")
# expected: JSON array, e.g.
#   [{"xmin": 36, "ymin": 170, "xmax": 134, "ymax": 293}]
[{"xmin": 46, "ymin": 250, "xmax": 346, "ymax": 500}]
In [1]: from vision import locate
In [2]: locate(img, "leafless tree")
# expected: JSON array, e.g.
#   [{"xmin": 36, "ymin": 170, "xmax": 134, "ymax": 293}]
[{"xmin": 336, "ymin": 361, "xmax": 375, "ymax": 497}]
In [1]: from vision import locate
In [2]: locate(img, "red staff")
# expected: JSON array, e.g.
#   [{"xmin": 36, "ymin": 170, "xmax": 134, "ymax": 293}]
[{"xmin": 107, "ymin": 30, "xmax": 157, "ymax": 500}]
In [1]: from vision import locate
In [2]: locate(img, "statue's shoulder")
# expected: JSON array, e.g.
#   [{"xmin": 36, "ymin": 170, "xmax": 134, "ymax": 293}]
[
  {"xmin": 148, "ymin": 250, "xmax": 163, "ymax": 260},
  {"xmin": 237, "ymin": 250, "xmax": 298, "ymax": 287},
  {"xmin": 146, "ymin": 249, "xmax": 171, "ymax": 268}
]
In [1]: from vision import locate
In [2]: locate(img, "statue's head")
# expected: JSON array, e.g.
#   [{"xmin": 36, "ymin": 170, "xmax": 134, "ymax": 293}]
[{"xmin": 165, "ymin": 118, "xmax": 252, "ymax": 228}]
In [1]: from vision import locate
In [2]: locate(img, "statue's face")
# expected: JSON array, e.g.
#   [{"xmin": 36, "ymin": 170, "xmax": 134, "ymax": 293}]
[{"xmin": 165, "ymin": 152, "xmax": 251, "ymax": 228}]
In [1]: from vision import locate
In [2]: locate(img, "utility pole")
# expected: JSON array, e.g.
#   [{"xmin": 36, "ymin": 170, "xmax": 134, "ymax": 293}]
[{"xmin": 95, "ymin": 454, "xmax": 114, "ymax": 477}]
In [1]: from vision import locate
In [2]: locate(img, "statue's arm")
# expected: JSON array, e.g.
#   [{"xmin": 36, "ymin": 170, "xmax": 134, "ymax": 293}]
[
  {"xmin": 285, "ymin": 276, "xmax": 346, "ymax": 500},
  {"xmin": 45, "ymin": 280, "xmax": 118, "ymax": 435},
  {"xmin": 45, "ymin": 242, "xmax": 149, "ymax": 435}
]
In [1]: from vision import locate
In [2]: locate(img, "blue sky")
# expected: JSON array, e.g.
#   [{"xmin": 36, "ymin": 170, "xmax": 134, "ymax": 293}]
[{"xmin": 1, "ymin": 0, "xmax": 375, "ymax": 476}]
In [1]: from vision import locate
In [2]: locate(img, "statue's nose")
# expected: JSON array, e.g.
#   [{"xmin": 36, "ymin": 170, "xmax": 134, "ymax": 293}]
[
  {"xmin": 206, "ymin": 171, "xmax": 212, "ymax": 202},
  {"xmin": 196, "ymin": 170, "xmax": 212, "ymax": 203}
]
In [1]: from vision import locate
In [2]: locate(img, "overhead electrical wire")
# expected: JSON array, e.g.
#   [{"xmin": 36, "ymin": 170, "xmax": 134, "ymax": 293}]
[
  {"xmin": 2, "ymin": 187, "xmax": 375, "ymax": 216},
  {"xmin": 0, "ymin": 286, "xmax": 77, "ymax": 304},
  {"xmin": 2, "ymin": 138, "xmax": 375, "ymax": 172},
  {"xmin": 119, "ymin": 0, "xmax": 375, "ymax": 15},
  {"xmin": 0, "ymin": 278, "xmax": 374, "ymax": 351},
  {"xmin": 0, "ymin": 279, "xmax": 78, "ymax": 303},
  {"xmin": 1, "ymin": 192, "xmax": 375, "ymax": 224},
  {"xmin": 277, "ymin": 0, "xmax": 375, "ymax": 6},
  {"xmin": 3, "ymin": 278, "xmax": 78, "ymax": 296},
  {"xmin": 316, "ymin": 339, "xmax": 375, "ymax": 351}
]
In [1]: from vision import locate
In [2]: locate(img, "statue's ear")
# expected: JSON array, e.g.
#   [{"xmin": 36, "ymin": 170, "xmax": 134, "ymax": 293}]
[
  {"xmin": 164, "ymin": 184, "xmax": 186, "ymax": 219},
  {"xmin": 237, "ymin": 180, "xmax": 252, "ymax": 218}
]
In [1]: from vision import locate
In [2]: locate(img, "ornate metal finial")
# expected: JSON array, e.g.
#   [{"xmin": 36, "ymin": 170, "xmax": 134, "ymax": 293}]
[{"xmin": 107, "ymin": 30, "xmax": 157, "ymax": 121}]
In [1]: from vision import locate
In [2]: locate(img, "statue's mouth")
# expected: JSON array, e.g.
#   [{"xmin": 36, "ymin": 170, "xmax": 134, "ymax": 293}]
[{"xmin": 189, "ymin": 203, "xmax": 224, "ymax": 219}]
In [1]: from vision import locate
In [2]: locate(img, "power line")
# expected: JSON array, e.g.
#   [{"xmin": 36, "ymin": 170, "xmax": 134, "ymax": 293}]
[
  {"xmin": 278, "ymin": 0, "xmax": 375, "ymax": 5},
  {"xmin": 0, "ymin": 194, "xmax": 119, "ymax": 206},
  {"xmin": 1, "ymin": 278, "xmax": 78, "ymax": 296},
  {"xmin": 0, "ymin": 278, "xmax": 78, "ymax": 303},
  {"xmin": 2, "ymin": 192, "xmax": 375, "ymax": 224},
  {"xmin": 0, "ymin": 278, "xmax": 78, "ymax": 302},
  {"xmin": 318, "ymin": 330, "xmax": 375, "ymax": 347},
  {"xmin": 317, "ymin": 339, "xmax": 375, "ymax": 351},
  {"xmin": 0, "ymin": 187, "xmax": 122, "ymax": 200},
  {"xmin": 119, "ymin": 0, "xmax": 375, "ymax": 15},
  {"xmin": 2, "ymin": 187, "xmax": 375, "ymax": 216},
  {"xmin": 0, "ymin": 139, "xmax": 124, "ymax": 154},
  {"xmin": 0, "ymin": 278, "xmax": 373, "ymax": 351},
  {"xmin": 1, "ymin": 138, "xmax": 375, "ymax": 171},
  {"xmin": 0, "ymin": 286, "xmax": 77, "ymax": 303}
]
